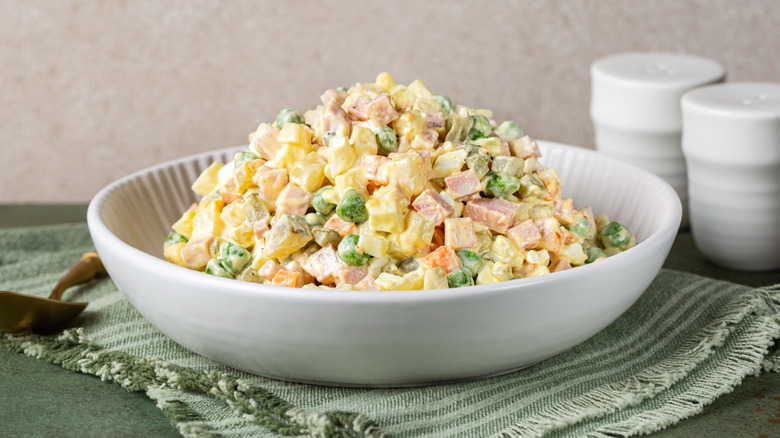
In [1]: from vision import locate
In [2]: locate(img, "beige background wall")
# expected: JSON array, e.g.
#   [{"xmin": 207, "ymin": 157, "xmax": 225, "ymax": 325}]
[{"xmin": 1, "ymin": 0, "xmax": 778, "ymax": 203}]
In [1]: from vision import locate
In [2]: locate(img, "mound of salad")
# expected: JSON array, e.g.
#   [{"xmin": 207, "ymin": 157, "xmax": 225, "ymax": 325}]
[{"xmin": 163, "ymin": 73, "xmax": 635, "ymax": 290}]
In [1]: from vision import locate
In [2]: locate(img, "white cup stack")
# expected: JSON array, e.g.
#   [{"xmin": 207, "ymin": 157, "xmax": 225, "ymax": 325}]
[
  {"xmin": 590, "ymin": 52, "xmax": 726, "ymax": 228},
  {"xmin": 681, "ymin": 82, "xmax": 780, "ymax": 272}
]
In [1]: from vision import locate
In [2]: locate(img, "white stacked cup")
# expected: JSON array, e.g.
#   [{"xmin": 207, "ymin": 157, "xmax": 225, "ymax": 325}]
[
  {"xmin": 681, "ymin": 83, "xmax": 780, "ymax": 272},
  {"xmin": 590, "ymin": 52, "xmax": 726, "ymax": 228}
]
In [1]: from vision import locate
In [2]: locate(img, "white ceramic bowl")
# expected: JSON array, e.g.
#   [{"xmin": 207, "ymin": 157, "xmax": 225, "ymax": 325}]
[{"xmin": 87, "ymin": 141, "xmax": 681, "ymax": 387}]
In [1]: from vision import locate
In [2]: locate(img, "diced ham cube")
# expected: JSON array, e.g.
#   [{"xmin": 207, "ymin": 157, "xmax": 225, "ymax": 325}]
[
  {"xmin": 361, "ymin": 155, "xmax": 391, "ymax": 185},
  {"xmin": 304, "ymin": 245, "xmax": 342, "ymax": 285},
  {"xmin": 321, "ymin": 102, "xmax": 351, "ymax": 140},
  {"xmin": 533, "ymin": 217, "xmax": 563, "ymax": 254},
  {"xmin": 411, "ymin": 129, "xmax": 439, "ymax": 151},
  {"xmin": 323, "ymin": 215, "xmax": 357, "ymax": 237},
  {"xmin": 444, "ymin": 218, "xmax": 478, "ymax": 249},
  {"xmin": 510, "ymin": 135, "xmax": 542, "ymax": 159},
  {"xmin": 253, "ymin": 221, "xmax": 269, "ymax": 239},
  {"xmin": 411, "ymin": 189, "xmax": 455, "ymax": 226},
  {"xmin": 320, "ymin": 88, "xmax": 347, "ymax": 106},
  {"xmin": 366, "ymin": 94, "xmax": 399, "ymax": 126},
  {"xmin": 250, "ymin": 125, "xmax": 281, "ymax": 160},
  {"xmin": 464, "ymin": 198, "xmax": 521, "ymax": 234},
  {"xmin": 346, "ymin": 96, "xmax": 370, "ymax": 121},
  {"xmin": 550, "ymin": 258, "xmax": 572, "ymax": 272},
  {"xmin": 259, "ymin": 260, "xmax": 282, "ymax": 281},
  {"xmin": 337, "ymin": 266, "xmax": 368, "ymax": 285},
  {"xmin": 180, "ymin": 237, "xmax": 215, "ymax": 270},
  {"xmin": 508, "ymin": 219, "xmax": 542, "ymax": 250},
  {"xmin": 444, "ymin": 169, "xmax": 482, "ymax": 199},
  {"xmin": 355, "ymin": 274, "xmax": 379, "ymax": 291},
  {"xmin": 421, "ymin": 245, "xmax": 462, "ymax": 274},
  {"xmin": 254, "ymin": 166, "xmax": 288, "ymax": 209},
  {"xmin": 276, "ymin": 183, "xmax": 313, "ymax": 217},
  {"xmin": 425, "ymin": 112, "xmax": 445, "ymax": 130},
  {"xmin": 554, "ymin": 197, "xmax": 575, "ymax": 225}
]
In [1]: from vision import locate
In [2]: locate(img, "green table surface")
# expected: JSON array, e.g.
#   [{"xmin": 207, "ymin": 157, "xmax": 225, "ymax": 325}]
[{"xmin": 1, "ymin": 203, "xmax": 779, "ymax": 438}]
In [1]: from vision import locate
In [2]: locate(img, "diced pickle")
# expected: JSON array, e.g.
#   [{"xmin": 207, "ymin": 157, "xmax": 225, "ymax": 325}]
[
  {"xmin": 264, "ymin": 214, "xmax": 313, "ymax": 259},
  {"xmin": 491, "ymin": 156, "xmax": 524, "ymax": 178},
  {"xmin": 312, "ymin": 226, "xmax": 342, "ymax": 247}
]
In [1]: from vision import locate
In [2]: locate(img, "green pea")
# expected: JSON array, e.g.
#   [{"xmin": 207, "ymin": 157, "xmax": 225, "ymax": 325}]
[
  {"xmin": 220, "ymin": 241, "xmax": 252, "ymax": 273},
  {"xmin": 337, "ymin": 234, "xmax": 370, "ymax": 266},
  {"xmin": 433, "ymin": 95, "xmax": 453, "ymax": 115},
  {"xmin": 375, "ymin": 126, "xmax": 398, "ymax": 155},
  {"xmin": 447, "ymin": 268, "xmax": 474, "ymax": 288},
  {"xmin": 565, "ymin": 217, "xmax": 591, "ymax": 240},
  {"xmin": 205, "ymin": 258, "xmax": 236, "ymax": 278},
  {"xmin": 164, "ymin": 231, "xmax": 188, "ymax": 249},
  {"xmin": 456, "ymin": 250, "xmax": 483, "ymax": 277},
  {"xmin": 466, "ymin": 114, "xmax": 492, "ymax": 140},
  {"xmin": 600, "ymin": 221, "xmax": 632, "ymax": 250},
  {"xmin": 275, "ymin": 108, "xmax": 305, "ymax": 129},
  {"xmin": 494, "ymin": 121, "xmax": 524, "ymax": 139},
  {"xmin": 585, "ymin": 247, "xmax": 608, "ymax": 264},
  {"xmin": 484, "ymin": 171, "xmax": 521, "ymax": 198},
  {"xmin": 233, "ymin": 150, "xmax": 260, "ymax": 165},
  {"xmin": 336, "ymin": 189, "xmax": 368, "ymax": 223},
  {"xmin": 311, "ymin": 186, "xmax": 336, "ymax": 215}
]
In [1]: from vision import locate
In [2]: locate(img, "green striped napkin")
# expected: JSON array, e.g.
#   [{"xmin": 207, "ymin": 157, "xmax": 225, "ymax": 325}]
[{"xmin": 2, "ymin": 223, "xmax": 779, "ymax": 438}]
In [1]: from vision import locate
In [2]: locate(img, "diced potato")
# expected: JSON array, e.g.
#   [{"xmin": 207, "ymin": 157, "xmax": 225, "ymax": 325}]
[
  {"xmin": 191, "ymin": 162, "xmax": 224, "ymax": 196},
  {"xmin": 171, "ymin": 210, "xmax": 196, "ymax": 239},
  {"xmin": 423, "ymin": 266, "xmax": 449, "ymax": 289}
]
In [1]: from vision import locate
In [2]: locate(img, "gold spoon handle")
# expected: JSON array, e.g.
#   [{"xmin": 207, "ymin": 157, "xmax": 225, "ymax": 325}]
[{"xmin": 48, "ymin": 252, "xmax": 108, "ymax": 301}]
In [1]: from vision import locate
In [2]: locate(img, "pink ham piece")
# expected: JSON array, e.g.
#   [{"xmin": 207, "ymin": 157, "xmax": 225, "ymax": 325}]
[
  {"xmin": 361, "ymin": 155, "xmax": 391, "ymax": 185},
  {"xmin": 276, "ymin": 183, "xmax": 313, "ymax": 217},
  {"xmin": 411, "ymin": 189, "xmax": 454, "ymax": 226},
  {"xmin": 337, "ymin": 266, "xmax": 368, "ymax": 285},
  {"xmin": 253, "ymin": 221, "xmax": 270, "ymax": 239},
  {"xmin": 366, "ymin": 94, "xmax": 399, "ymax": 126},
  {"xmin": 510, "ymin": 135, "xmax": 542, "ymax": 159},
  {"xmin": 550, "ymin": 258, "xmax": 572, "ymax": 272},
  {"xmin": 444, "ymin": 169, "xmax": 482, "ymax": 199},
  {"xmin": 258, "ymin": 260, "xmax": 283, "ymax": 281},
  {"xmin": 463, "ymin": 198, "xmax": 521, "ymax": 234},
  {"xmin": 346, "ymin": 96, "xmax": 370, "ymax": 121},
  {"xmin": 554, "ymin": 197, "xmax": 575, "ymax": 225},
  {"xmin": 303, "ymin": 245, "xmax": 342, "ymax": 285},
  {"xmin": 425, "ymin": 112, "xmax": 445, "ymax": 130},
  {"xmin": 320, "ymin": 88, "xmax": 347, "ymax": 106},
  {"xmin": 255, "ymin": 166, "xmax": 288, "ymax": 206},
  {"xmin": 180, "ymin": 237, "xmax": 215, "ymax": 270},
  {"xmin": 355, "ymin": 274, "xmax": 379, "ymax": 291},
  {"xmin": 321, "ymin": 102, "xmax": 351, "ymax": 140},
  {"xmin": 507, "ymin": 219, "xmax": 542, "ymax": 250},
  {"xmin": 533, "ymin": 217, "xmax": 563, "ymax": 253}
]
